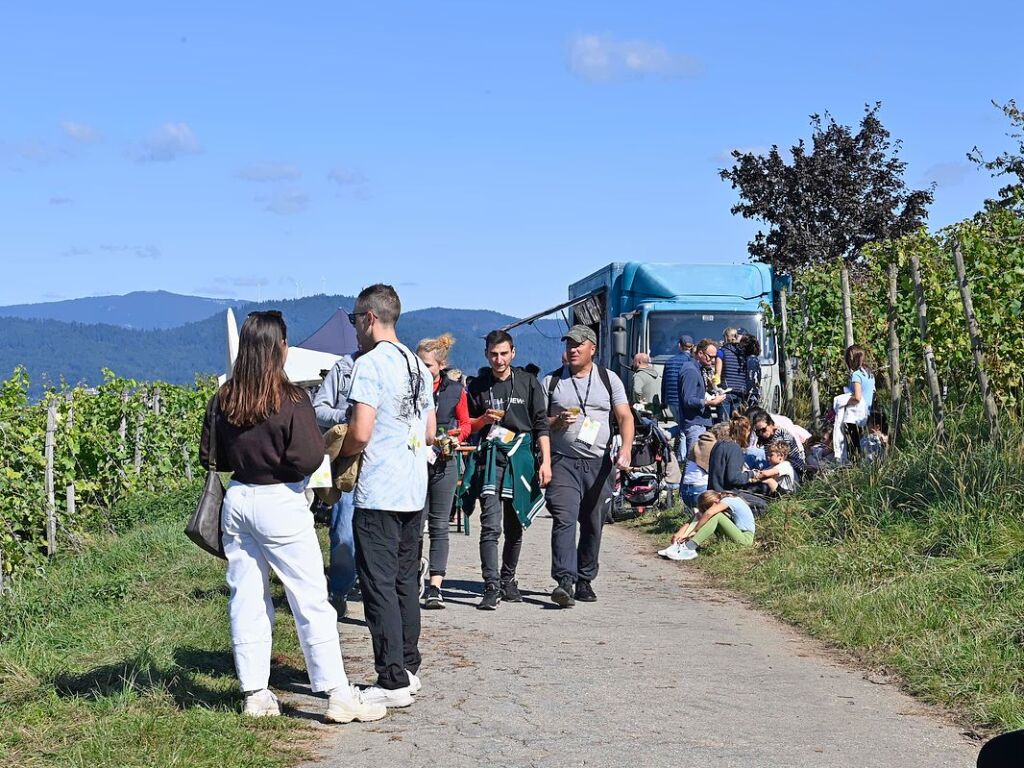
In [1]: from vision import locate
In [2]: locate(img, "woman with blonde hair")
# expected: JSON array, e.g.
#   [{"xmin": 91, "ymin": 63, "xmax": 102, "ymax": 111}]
[
  {"xmin": 416, "ymin": 333, "xmax": 471, "ymax": 610},
  {"xmin": 201, "ymin": 310, "xmax": 385, "ymax": 723}
]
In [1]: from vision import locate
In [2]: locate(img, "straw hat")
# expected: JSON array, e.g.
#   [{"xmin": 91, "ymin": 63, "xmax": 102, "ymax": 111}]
[{"xmin": 691, "ymin": 431, "xmax": 717, "ymax": 472}]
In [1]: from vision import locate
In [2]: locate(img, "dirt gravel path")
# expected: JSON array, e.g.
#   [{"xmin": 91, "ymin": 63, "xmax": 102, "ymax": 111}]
[{"xmin": 284, "ymin": 514, "xmax": 979, "ymax": 767}]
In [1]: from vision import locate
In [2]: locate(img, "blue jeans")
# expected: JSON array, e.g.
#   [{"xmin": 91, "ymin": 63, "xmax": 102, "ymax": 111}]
[
  {"xmin": 744, "ymin": 446, "xmax": 768, "ymax": 470},
  {"xmin": 328, "ymin": 491, "xmax": 357, "ymax": 597}
]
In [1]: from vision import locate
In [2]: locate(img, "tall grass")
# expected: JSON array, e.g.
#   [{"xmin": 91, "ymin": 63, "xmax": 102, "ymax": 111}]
[
  {"xmin": 638, "ymin": 403, "xmax": 1024, "ymax": 731},
  {"xmin": 0, "ymin": 483, "xmax": 311, "ymax": 768}
]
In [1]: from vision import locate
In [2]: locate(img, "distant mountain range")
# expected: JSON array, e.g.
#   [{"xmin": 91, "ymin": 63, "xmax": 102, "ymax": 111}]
[
  {"xmin": 0, "ymin": 290, "xmax": 251, "ymax": 330},
  {"xmin": 0, "ymin": 291, "xmax": 565, "ymax": 395}
]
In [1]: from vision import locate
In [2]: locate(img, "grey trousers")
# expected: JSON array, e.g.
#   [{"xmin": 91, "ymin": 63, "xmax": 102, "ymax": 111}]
[
  {"xmin": 478, "ymin": 463, "xmax": 525, "ymax": 587},
  {"xmin": 545, "ymin": 453, "xmax": 615, "ymax": 583},
  {"xmin": 423, "ymin": 459, "xmax": 460, "ymax": 577}
]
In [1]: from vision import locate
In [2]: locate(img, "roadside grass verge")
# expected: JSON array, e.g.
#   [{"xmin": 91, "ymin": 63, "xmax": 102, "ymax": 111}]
[
  {"xmin": 0, "ymin": 483, "xmax": 313, "ymax": 768},
  {"xmin": 633, "ymin": 410, "xmax": 1024, "ymax": 732}
]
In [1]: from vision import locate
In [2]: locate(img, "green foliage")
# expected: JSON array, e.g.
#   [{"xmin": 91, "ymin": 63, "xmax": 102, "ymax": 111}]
[
  {"xmin": 784, "ymin": 205, "xmax": 1024, "ymax": 411},
  {"xmin": 0, "ymin": 371, "xmax": 216, "ymax": 580}
]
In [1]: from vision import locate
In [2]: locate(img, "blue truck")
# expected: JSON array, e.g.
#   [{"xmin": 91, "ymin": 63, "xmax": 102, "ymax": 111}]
[{"xmin": 506, "ymin": 261, "xmax": 784, "ymax": 413}]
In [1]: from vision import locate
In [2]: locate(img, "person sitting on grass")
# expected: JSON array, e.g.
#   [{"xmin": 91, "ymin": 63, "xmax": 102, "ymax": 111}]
[
  {"xmin": 657, "ymin": 490, "xmax": 755, "ymax": 561},
  {"xmin": 860, "ymin": 410, "xmax": 889, "ymax": 462},
  {"xmin": 749, "ymin": 439, "xmax": 798, "ymax": 495}
]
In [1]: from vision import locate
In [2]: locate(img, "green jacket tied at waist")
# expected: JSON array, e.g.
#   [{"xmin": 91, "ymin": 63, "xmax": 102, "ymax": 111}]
[{"xmin": 460, "ymin": 432, "xmax": 545, "ymax": 529}]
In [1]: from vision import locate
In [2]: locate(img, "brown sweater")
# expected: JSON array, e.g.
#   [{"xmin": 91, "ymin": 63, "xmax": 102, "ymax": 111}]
[{"xmin": 200, "ymin": 390, "xmax": 324, "ymax": 484}]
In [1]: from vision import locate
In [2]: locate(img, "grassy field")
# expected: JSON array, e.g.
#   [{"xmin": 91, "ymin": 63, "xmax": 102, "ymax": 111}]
[
  {"xmin": 633, "ymin": 408, "xmax": 1024, "ymax": 732},
  {"xmin": 0, "ymin": 484, "xmax": 313, "ymax": 768}
]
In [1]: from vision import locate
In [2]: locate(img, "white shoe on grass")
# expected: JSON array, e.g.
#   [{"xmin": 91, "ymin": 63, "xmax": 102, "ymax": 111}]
[
  {"xmin": 324, "ymin": 685, "xmax": 387, "ymax": 723},
  {"xmin": 667, "ymin": 544, "xmax": 698, "ymax": 561},
  {"xmin": 360, "ymin": 684, "xmax": 415, "ymax": 708},
  {"xmin": 243, "ymin": 688, "xmax": 280, "ymax": 717},
  {"xmin": 406, "ymin": 670, "xmax": 422, "ymax": 695},
  {"xmin": 658, "ymin": 542, "xmax": 686, "ymax": 559}
]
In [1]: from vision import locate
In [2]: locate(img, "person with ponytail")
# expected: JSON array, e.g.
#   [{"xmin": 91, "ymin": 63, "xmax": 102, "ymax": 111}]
[
  {"xmin": 200, "ymin": 310, "xmax": 385, "ymax": 723},
  {"xmin": 416, "ymin": 333, "xmax": 471, "ymax": 610}
]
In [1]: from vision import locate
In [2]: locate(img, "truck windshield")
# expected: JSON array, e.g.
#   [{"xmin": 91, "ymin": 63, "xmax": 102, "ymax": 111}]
[{"xmin": 647, "ymin": 311, "xmax": 774, "ymax": 363}]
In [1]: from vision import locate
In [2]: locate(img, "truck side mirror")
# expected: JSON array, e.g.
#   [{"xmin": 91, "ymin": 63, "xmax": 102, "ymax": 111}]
[{"xmin": 611, "ymin": 317, "xmax": 627, "ymax": 359}]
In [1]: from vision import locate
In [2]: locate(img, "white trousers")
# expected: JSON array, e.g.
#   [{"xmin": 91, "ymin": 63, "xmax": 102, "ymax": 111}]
[{"xmin": 222, "ymin": 480, "xmax": 348, "ymax": 693}]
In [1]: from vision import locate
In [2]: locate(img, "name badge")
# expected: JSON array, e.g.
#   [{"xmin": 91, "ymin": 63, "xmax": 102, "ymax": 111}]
[
  {"xmin": 575, "ymin": 417, "xmax": 601, "ymax": 447},
  {"xmin": 309, "ymin": 454, "xmax": 332, "ymax": 488},
  {"xmin": 488, "ymin": 425, "xmax": 516, "ymax": 444}
]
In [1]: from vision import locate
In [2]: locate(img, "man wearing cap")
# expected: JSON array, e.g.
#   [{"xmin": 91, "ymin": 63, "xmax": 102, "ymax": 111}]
[
  {"xmin": 543, "ymin": 325, "xmax": 634, "ymax": 607},
  {"xmin": 661, "ymin": 335, "xmax": 694, "ymax": 462}
]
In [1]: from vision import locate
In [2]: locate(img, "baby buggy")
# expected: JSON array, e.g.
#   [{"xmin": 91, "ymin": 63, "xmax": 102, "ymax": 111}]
[{"xmin": 609, "ymin": 409, "xmax": 672, "ymax": 522}]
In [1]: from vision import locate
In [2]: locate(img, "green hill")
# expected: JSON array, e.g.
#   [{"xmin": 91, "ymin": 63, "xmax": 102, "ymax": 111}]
[{"xmin": 0, "ymin": 294, "xmax": 565, "ymax": 394}]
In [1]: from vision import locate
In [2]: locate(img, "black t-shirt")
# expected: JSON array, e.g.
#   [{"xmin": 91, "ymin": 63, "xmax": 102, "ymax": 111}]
[{"xmin": 466, "ymin": 367, "xmax": 549, "ymax": 439}]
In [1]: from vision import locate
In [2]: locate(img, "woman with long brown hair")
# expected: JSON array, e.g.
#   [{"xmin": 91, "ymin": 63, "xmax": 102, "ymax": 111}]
[{"xmin": 201, "ymin": 310, "xmax": 385, "ymax": 723}]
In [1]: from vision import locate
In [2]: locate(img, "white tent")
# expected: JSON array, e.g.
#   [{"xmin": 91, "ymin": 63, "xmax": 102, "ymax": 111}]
[{"xmin": 218, "ymin": 308, "xmax": 342, "ymax": 387}]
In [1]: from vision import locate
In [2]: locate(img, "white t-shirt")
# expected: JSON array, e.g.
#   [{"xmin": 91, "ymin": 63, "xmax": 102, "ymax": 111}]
[
  {"xmin": 772, "ymin": 460, "xmax": 797, "ymax": 492},
  {"xmin": 348, "ymin": 341, "xmax": 434, "ymax": 512},
  {"xmin": 682, "ymin": 460, "xmax": 708, "ymax": 486}
]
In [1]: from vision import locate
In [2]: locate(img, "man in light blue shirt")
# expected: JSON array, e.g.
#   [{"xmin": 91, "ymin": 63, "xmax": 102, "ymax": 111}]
[{"xmin": 341, "ymin": 284, "xmax": 435, "ymax": 709}]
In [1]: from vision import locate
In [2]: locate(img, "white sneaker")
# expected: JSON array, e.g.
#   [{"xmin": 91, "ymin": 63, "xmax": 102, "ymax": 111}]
[
  {"xmin": 658, "ymin": 542, "xmax": 687, "ymax": 559},
  {"xmin": 666, "ymin": 544, "xmax": 698, "ymax": 561},
  {"xmin": 406, "ymin": 670, "xmax": 422, "ymax": 695},
  {"xmin": 360, "ymin": 684, "xmax": 415, "ymax": 708},
  {"xmin": 324, "ymin": 685, "xmax": 387, "ymax": 723},
  {"xmin": 243, "ymin": 688, "xmax": 280, "ymax": 717}
]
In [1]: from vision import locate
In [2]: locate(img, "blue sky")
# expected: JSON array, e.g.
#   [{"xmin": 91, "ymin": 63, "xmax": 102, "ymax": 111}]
[{"xmin": 2, "ymin": 2, "xmax": 1022, "ymax": 316}]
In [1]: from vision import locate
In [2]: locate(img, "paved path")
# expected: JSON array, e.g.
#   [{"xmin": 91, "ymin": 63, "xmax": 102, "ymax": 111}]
[{"xmin": 286, "ymin": 514, "xmax": 979, "ymax": 768}]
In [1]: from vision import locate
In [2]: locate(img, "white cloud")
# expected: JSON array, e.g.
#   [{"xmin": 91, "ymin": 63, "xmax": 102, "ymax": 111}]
[
  {"xmin": 327, "ymin": 166, "xmax": 369, "ymax": 199},
  {"xmin": 60, "ymin": 246, "xmax": 91, "ymax": 259},
  {"xmin": 49, "ymin": 195, "xmax": 74, "ymax": 205},
  {"xmin": 568, "ymin": 34, "xmax": 702, "ymax": 82},
  {"xmin": 920, "ymin": 161, "xmax": 972, "ymax": 188},
  {"xmin": 259, "ymin": 189, "xmax": 309, "ymax": 215},
  {"xmin": 134, "ymin": 122, "xmax": 201, "ymax": 163},
  {"xmin": 236, "ymin": 162, "xmax": 302, "ymax": 182},
  {"xmin": 195, "ymin": 275, "xmax": 270, "ymax": 297},
  {"xmin": 61, "ymin": 121, "xmax": 100, "ymax": 143},
  {"xmin": 99, "ymin": 243, "xmax": 162, "ymax": 260}
]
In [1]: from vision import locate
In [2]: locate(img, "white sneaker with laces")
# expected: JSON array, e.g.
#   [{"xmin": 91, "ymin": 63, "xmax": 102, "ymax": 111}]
[
  {"xmin": 324, "ymin": 685, "xmax": 387, "ymax": 723},
  {"xmin": 666, "ymin": 543, "xmax": 698, "ymax": 561},
  {"xmin": 657, "ymin": 543, "xmax": 679, "ymax": 558},
  {"xmin": 406, "ymin": 670, "xmax": 422, "ymax": 695},
  {"xmin": 360, "ymin": 684, "xmax": 415, "ymax": 708},
  {"xmin": 243, "ymin": 688, "xmax": 280, "ymax": 718}
]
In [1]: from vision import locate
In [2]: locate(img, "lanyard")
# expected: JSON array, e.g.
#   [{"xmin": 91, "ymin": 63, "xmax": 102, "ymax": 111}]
[
  {"xmin": 487, "ymin": 369, "xmax": 515, "ymax": 418},
  {"xmin": 569, "ymin": 367, "xmax": 594, "ymax": 416}
]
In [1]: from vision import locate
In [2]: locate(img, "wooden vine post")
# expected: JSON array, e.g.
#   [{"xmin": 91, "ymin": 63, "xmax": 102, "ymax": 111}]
[
  {"xmin": 840, "ymin": 263, "xmax": 855, "ymax": 349},
  {"xmin": 952, "ymin": 239, "xmax": 999, "ymax": 435},
  {"xmin": 908, "ymin": 253, "xmax": 945, "ymax": 440},
  {"xmin": 886, "ymin": 262, "xmax": 902, "ymax": 445},
  {"xmin": 800, "ymin": 292, "xmax": 822, "ymax": 428},
  {"xmin": 778, "ymin": 285, "xmax": 795, "ymax": 413},
  {"xmin": 45, "ymin": 401, "xmax": 57, "ymax": 556}
]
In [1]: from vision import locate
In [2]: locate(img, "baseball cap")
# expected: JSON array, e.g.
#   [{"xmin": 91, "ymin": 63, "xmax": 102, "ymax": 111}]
[{"xmin": 562, "ymin": 324, "xmax": 597, "ymax": 345}]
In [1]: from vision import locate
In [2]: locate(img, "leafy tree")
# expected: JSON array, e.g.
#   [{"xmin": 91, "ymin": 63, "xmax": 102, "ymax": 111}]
[
  {"xmin": 968, "ymin": 99, "xmax": 1024, "ymax": 211},
  {"xmin": 719, "ymin": 103, "xmax": 934, "ymax": 275}
]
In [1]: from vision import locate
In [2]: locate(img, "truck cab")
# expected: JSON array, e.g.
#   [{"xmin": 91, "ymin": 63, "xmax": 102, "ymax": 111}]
[{"xmin": 566, "ymin": 262, "xmax": 782, "ymax": 413}]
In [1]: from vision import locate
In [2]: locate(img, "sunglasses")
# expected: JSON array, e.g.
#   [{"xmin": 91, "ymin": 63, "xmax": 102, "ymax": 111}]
[
  {"xmin": 347, "ymin": 311, "xmax": 369, "ymax": 325},
  {"xmin": 248, "ymin": 309, "xmax": 282, "ymax": 319},
  {"xmin": 755, "ymin": 425, "xmax": 770, "ymax": 434}
]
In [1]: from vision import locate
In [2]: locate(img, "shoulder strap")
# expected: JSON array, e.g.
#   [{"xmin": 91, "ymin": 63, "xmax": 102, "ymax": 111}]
[
  {"xmin": 597, "ymin": 366, "xmax": 619, "ymax": 437},
  {"xmin": 545, "ymin": 366, "xmax": 564, "ymax": 416},
  {"xmin": 209, "ymin": 395, "xmax": 219, "ymax": 473}
]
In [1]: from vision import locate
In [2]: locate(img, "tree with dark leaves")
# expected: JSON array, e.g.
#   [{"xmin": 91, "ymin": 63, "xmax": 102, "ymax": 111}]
[
  {"xmin": 968, "ymin": 99, "xmax": 1024, "ymax": 211},
  {"xmin": 719, "ymin": 103, "xmax": 934, "ymax": 276}
]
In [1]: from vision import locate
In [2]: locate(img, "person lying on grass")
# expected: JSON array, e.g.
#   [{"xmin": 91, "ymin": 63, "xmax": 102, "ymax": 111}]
[
  {"xmin": 748, "ymin": 439, "xmax": 798, "ymax": 495},
  {"xmin": 657, "ymin": 490, "xmax": 755, "ymax": 561}
]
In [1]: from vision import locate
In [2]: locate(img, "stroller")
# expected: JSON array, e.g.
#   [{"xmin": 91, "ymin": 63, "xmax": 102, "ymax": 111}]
[{"xmin": 609, "ymin": 409, "xmax": 673, "ymax": 522}]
